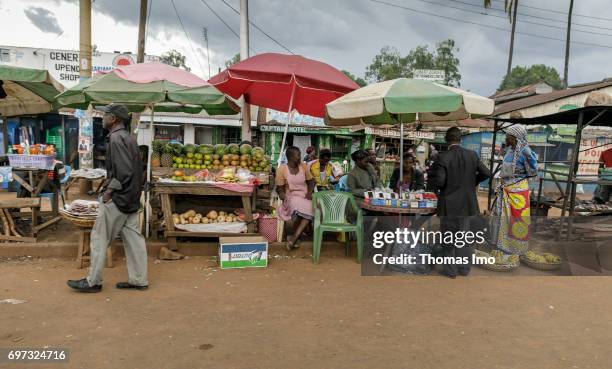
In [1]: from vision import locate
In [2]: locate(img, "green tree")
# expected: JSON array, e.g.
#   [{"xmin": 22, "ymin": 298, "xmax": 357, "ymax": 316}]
[
  {"xmin": 160, "ymin": 49, "xmax": 190, "ymax": 71},
  {"xmin": 365, "ymin": 46, "xmax": 409, "ymax": 82},
  {"xmin": 498, "ymin": 64, "xmax": 563, "ymax": 91},
  {"xmin": 225, "ymin": 53, "xmax": 241, "ymax": 68},
  {"xmin": 341, "ymin": 70, "xmax": 367, "ymax": 87},
  {"xmin": 365, "ymin": 40, "xmax": 461, "ymax": 86}
]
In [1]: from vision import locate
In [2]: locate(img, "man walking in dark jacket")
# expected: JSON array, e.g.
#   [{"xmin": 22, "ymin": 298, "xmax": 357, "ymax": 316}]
[
  {"xmin": 68, "ymin": 104, "xmax": 148, "ymax": 292},
  {"xmin": 428, "ymin": 127, "xmax": 491, "ymax": 278}
]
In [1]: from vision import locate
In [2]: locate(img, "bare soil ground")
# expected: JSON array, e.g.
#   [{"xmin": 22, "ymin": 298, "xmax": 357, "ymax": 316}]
[{"xmin": 1, "ymin": 256, "xmax": 612, "ymax": 369}]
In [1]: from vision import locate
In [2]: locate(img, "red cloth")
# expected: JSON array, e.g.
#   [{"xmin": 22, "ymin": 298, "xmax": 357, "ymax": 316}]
[
  {"xmin": 601, "ymin": 148, "xmax": 612, "ymax": 168},
  {"xmin": 212, "ymin": 182, "xmax": 254, "ymax": 193},
  {"xmin": 209, "ymin": 53, "xmax": 358, "ymax": 117}
]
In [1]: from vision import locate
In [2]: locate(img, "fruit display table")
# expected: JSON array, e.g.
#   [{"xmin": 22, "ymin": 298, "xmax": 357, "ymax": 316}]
[{"xmin": 154, "ymin": 181, "xmax": 258, "ymax": 250}]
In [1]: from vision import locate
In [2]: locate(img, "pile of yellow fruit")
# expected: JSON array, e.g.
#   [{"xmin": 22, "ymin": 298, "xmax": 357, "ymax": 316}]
[
  {"xmin": 525, "ymin": 250, "xmax": 561, "ymax": 264},
  {"xmin": 172, "ymin": 210, "xmax": 239, "ymax": 225},
  {"xmin": 490, "ymin": 250, "xmax": 519, "ymax": 265}
]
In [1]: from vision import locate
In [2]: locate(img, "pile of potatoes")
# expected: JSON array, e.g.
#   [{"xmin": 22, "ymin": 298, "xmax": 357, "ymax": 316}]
[{"xmin": 172, "ymin": 209, "xmax": 239, "ymax": 225}]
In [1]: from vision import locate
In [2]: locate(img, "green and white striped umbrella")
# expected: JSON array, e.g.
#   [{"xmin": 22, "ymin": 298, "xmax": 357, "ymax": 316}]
[{"xmin": 326, "ymin": 78, "xmax": 494, "ymax": 126}]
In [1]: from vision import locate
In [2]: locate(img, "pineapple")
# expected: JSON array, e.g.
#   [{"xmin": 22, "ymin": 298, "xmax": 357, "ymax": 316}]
[
  {"xmin": 161, "ymin": 144, "xmax": 174, "ymax": 168},
  {"xmin": 151, "ymin": 140, "xmax": 165, "ymax": 167}
]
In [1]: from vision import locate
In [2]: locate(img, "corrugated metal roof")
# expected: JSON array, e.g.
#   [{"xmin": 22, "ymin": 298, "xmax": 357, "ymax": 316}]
[{"xmin": 494, "ymin": 79, "xmax": 612, "ymax": 116}]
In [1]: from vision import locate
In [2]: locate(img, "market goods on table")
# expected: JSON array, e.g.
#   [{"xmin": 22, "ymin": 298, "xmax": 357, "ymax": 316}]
[
  {"xmin": 62, "ymin": 200, "xmax": 99, "ymax": 217},
  {"xmin": 172, "ymin": 209, "xmax": 240, "ymax": 225},
  {"xmin": 71, "ymin": 168, "xmax": 107, "ymax": 179},
  {"xmin": 151, "ymin": 142, "xmax": 271, "ymax": 173},
  {"xmin": 364, "ymin": 189, "xmax": 437, "ymax": 208}
]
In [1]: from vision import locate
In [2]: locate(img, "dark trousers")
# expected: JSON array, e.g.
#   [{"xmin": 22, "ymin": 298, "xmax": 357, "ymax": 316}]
[{"xmin": 441, "ymin": 216, "xmax": 473, "ymax": 276}]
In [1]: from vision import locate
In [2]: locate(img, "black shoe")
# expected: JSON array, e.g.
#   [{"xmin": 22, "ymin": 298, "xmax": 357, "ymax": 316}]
[
  {"xmin": 439, "ymin": 271, "xmax": 457, "ymax": 279},
  {"xmin": 116, "ymin": 282, "xmax": 148, "ymax": 290},
  {"xmin": 67, "ymin": 278, "xmax": 102, "ymax": 293}
]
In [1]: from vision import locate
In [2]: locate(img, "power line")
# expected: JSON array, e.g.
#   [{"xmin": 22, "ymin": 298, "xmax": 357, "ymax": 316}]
[
  {"xmin": 218, "ymin": 0, "xmax": 295, "ymax": 54},
  {"xmin": 410, "ymin": 0, "xmax": 612, "ymax": 37},
  {"xmin": 467, "ymin": 0, "xmax": 612, "ymax": 31},
  {"xmin": 170, "ymin": 0, "xmax": 206, "ymax": 73},
  {"xmin": 199, "ymin": 0, "xmax": 257, "ymax": 54},
  {"xmin": 490, "ymin": 0, "xmax": 612, "ymax": 22},
  {"xmin": 370, "ymin": 0, "xmax": 612, "ymax": 49}
]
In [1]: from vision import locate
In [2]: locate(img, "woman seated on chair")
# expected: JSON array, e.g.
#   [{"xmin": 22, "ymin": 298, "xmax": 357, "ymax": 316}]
[
  {"xmin": 346, "ymin": 149, "xmax": 381, "ymax": 199},
  {"xmin": 309, "ymin": 148, "xmax": 339, "ymax": 191},
  {"xmin": 389, "ymin": 153, "xmax": 425, "ymax": 193},
  {"xmin": 276, "ymin": 146, "xmax": 315, "ymax": 251}
]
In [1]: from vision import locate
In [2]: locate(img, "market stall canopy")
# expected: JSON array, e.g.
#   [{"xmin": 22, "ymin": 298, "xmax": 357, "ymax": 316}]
[
  {"xmin": 493, "ymin": 105, "xmax": 612, "ymax": 127},
  {"xmin": 325, "ymin": 78, "xmax": 494, "ymax": 126},
  {"xmin": 208, "ymin": 53, "xmax": 359, "ymax": 118},
  {"xmin": 0, "ymin": 64, "xmax": 65, "ymax": 116},
  {"xmin": 54, "ymin": 61, "xmax": 239, "ymax": 115}
]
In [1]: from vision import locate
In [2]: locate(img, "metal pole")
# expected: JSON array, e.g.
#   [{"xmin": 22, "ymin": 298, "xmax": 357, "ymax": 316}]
[
  {"xmin": 203, "ymin": 27, "xmax": 211, "ymax": 79},
  {"xmin": 559, "ymin": 110, "xmax": 583, "ymax": 239},
  {"xmin": 278, "ymin": 80, "xmax": 297, "ymax": 167},
  {"xmin": 145, "ymin": 105, "xmax": 155, "ymax": 238},
  {"xmin": 399, "ymin": 115, "xmax": 404, "ymax": 196},
  {"xmin": 487, "ymin": 120, "xmax": 498, "ymax": 211},
  {"xmin": 239, "ymin": 0, "xmax": 251, "ymax": 142}
]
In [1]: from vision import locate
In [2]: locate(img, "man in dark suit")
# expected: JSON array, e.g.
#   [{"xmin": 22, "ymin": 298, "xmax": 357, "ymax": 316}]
[{"xmin": 428, "ymin": 127, "xmax": 491, "ymax": 278}]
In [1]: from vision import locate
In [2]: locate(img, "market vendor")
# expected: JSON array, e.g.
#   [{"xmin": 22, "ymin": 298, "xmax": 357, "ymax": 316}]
[
  {"xmin": 389, "ymin": 153, "xmax": 425, "ymax": 193},
  {"xmin": 347, "ymin": 149, "xmax": 381, "ymax": 199},
  {"xmin": 276, "ymin": 146, "xmax": 315, "ymax": 251},
  {"xmin": 303, "ymin": 146, "xmax": 316, "ymax": 163},
  {"xmin": 594, "ymin": 147, "xmax": 612, "ymax": 204},
  {"xmin": 367, "ymin": 148, "xmax": 380, "ymax": 176},
  {"xmin": 309, "ymin": 149, "xmax": 339, "ymax": 191}
]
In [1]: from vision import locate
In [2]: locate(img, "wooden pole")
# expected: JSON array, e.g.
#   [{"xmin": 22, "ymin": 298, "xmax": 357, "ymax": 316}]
[
  {"xmin": 563, "ymin": 0, "xmax": 574, "ymax": 88},
  {"xmin": 137, "ymin": 0, "xmax": 148, "ymax": 63},
  {"xmin": 506, "ymin": 0, "xmax": 519, "ymax": 77}
]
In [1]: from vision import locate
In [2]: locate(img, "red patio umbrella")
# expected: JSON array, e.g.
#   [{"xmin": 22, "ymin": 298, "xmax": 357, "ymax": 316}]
[{"xmin": 209, "ymin": 53, "xmax": 359, "ymax": 119}]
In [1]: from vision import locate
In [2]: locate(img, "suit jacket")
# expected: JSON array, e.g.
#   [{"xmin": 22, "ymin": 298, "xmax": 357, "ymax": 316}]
[{"xmin": 427, "ymin": 145, "xmax": 491, "ymax": 217}]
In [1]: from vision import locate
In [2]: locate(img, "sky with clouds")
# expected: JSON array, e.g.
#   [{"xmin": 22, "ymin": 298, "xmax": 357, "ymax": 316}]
[{"xmin": 1, "ymin": 0, "xmax": 612, "ymax": 95}]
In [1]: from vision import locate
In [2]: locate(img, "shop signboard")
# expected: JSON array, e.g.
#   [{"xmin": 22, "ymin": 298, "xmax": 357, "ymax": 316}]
[
  {"xmin": 259, "ymin": 125, "xmax": 359, "ymax": 136},
  {"xmin": 578, "ymin": 137, "xmax": 612, "ymax": 177},
  {"xmin": 364, "ymin": 127, "xmax": 435, "ymax": 140},
  {"xmin": 413, "ymin": 69, "xmax": 445, "ymax": 82},
  {"xmin": 0, "ymin": 45, "xmax": 158, "ymax": 87},
  {"xmin": 219, "ymin": 237, "xmax": 268, "ymax": 269},
  {"xmin": 266, "ymin": 109, "xmax": 325, "ymax": 126}
]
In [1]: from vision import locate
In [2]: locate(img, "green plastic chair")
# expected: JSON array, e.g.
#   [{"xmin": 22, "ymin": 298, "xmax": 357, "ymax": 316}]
[{"xmin": 312, "ymin": 191, "xmax": 364, "ymax": 264}]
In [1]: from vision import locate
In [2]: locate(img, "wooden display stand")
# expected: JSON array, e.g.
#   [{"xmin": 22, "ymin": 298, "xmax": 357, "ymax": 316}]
[
  {"xmin": 0, "ymin": 198, "xmax": 39, "ymax": 243},
  {"xmin": 155, "ymin": 182, "xmax": 258, "ymax": 251}
]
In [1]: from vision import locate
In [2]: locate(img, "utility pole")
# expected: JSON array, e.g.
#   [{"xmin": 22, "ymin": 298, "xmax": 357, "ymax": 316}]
[
  {"xmin": 203, "ymin": 27, "xmax": 211, "ymax": 79},
  {"xmin": 79, "ymin": 0, "xmax": 92, "ymax": 80},
  {"xmin": 137, "ymin": 0, "xmax": 148, "ymax": 63},
  {"xmin": 240, "ymin": 0, "xmax": 251, "ymax": 142},
  {"xmin": 506, "ymin": 0, "xmax": 519, "ymax": 78},
  {"xmin": 78, "ymin": 0, "xmax": 93, "ymax": 173},
  {"xmin": 563, "ymin": 0, "xmax": 574, "ymax": 88}
]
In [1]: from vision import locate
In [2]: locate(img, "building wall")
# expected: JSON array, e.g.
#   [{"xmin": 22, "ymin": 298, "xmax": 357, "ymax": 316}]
[{"xmin": 0, "ymin": 45, "xmax": 158, "ymax": 87}]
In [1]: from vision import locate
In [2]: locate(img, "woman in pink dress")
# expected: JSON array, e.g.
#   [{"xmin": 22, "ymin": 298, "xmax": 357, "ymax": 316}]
[{"xmin": 276, "ymin": 146, "xmax": 315, "ymax": 250}]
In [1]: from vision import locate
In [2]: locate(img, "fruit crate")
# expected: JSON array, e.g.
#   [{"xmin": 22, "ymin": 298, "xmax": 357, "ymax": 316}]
[{"xmin": 8, "ymin": 154, "xmax": 55, "ymax": 170}]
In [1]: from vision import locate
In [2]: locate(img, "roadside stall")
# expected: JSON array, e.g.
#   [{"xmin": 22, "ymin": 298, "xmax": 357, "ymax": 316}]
[
  {"xmin": 53, "ymin": 61, "xmax": 240, "ymax": 247},
  {"xmin": 490, "ymin": 105, "xmax": 612, "ymax": 240},
  {"xmin": 150, "ymin": 141, "xmax": 272, "ymax": 249},
  {"xmin": 0, "ymin": 64, "xmax": 65, "ymax": 241}
]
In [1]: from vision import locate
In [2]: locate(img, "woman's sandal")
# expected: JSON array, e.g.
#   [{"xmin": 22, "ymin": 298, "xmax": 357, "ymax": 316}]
[{"xmin": 286, "ymin": 236, "xmax": 295, "ymax": 251}]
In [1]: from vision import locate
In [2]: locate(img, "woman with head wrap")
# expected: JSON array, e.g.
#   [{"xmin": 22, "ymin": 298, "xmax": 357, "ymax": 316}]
[{"xmin": 493, "ymin": 124, "xmax": 538, "ymax": 255}]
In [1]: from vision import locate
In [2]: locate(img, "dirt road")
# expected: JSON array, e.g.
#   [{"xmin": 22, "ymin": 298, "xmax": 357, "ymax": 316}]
[{"xmin": 1, "ymin": 256, "xmax": 611, "ymax": 369}]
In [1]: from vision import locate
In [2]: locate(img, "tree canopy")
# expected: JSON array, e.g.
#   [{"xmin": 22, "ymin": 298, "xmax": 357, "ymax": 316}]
[
  {"xmin": 365, "ymin": 39, "xmax": 461, "ymax": 86},
  {"xmin": 160, "ymin": 50, "xmax": 190, "ymax": 72},
  {"xmin": 341, "ymin": 70, "xmax": 367, "ymax": 87},
  {"xmin": 225, "ymin": 53, "xmax": 241, "ymax": 68},
  {"xmin": 498, "ymin": 64, "xmax": 564, "ymax": 91}
]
